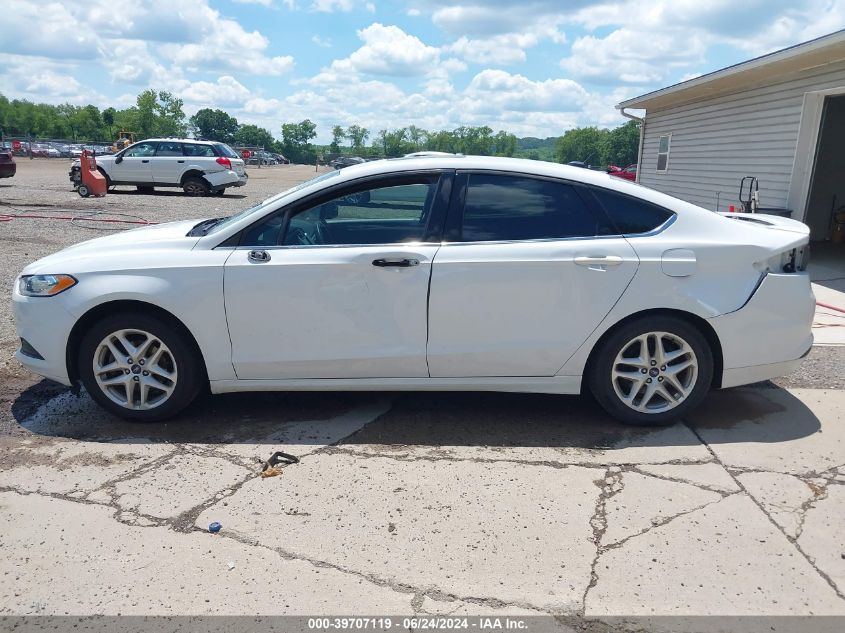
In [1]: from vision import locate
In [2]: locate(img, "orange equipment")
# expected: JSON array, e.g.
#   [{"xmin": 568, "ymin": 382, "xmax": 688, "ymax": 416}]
[{"xmin": 77, "ymin": 150, "xmax": 107, "ymax": 198}]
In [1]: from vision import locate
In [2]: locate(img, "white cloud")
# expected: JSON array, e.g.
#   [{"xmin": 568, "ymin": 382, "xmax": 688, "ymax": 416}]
[
  {"xmin": 310, "ymin": 0, "xmax": 354, "ymax": 11},
  {"xmin": 407, "ymin": 8, "xmax": 421, "ymax": 17},
  {"xmin": 181, "ymin": 76, "xmax": 253, "ymax": 107},
  {"xmin": 312, "ymin": 35, "xmax": 333, "ymax": 48},
  {"xmin": 233, "ymin": 0, "xmax": 274, "ymax": 5},
  {"xmin": 345, "ymin": 23, "xmax": 440, "ymax": 76}
]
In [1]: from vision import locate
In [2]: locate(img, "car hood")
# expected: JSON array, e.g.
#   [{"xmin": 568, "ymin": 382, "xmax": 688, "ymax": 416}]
[{"xmin": 21, "ymin": 219, "xmax": 204, "ymax": 275}]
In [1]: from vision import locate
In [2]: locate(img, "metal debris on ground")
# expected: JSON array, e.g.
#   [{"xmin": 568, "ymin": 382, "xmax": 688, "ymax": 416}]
[
  {"xmin": 259, "ymin": 451, "xmax": 300, "ymax": 478},
  {"xmin": 208, "ymin": 522, "xmax": 222, "ymax": 533}
]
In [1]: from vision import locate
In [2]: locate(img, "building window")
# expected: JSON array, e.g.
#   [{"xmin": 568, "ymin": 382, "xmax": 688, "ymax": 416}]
[{"xmin": 656, "ymin": 134, "xmax": 671, "ymax": 173}]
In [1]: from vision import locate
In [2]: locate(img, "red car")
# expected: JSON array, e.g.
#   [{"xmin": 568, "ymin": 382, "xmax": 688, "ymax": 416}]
[
  {"xmin": 0, "ymin": 149, "xmax": 16, "ymax": 178},
  {"xmin": 607, "ymin": 163, "xmax": 637, "ymax": 181}
]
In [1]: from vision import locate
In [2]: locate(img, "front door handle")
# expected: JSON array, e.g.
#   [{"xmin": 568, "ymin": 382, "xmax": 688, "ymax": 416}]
[
  {"xmin": 372, "ymin": 258, "xmax": 419, "ymax": 268},
  {"xmin": 141, "ymin": 159, "xmax": 150, "ymax": 163},
  {"xmin": 177, "ymin": 160, "xmax": 185, "ymax": 163},
  {"xmin": 574, "ymin": 255, "xmax": 623, "ymax": 267},
  {"xmin": 248, "ymin": 249, "xmax": 271, "ymax": 263}
]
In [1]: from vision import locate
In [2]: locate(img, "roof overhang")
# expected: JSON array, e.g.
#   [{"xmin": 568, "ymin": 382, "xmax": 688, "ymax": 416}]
[{"xmin": 617, "ymin": 30, "xmax": 845, "ymax": 112}]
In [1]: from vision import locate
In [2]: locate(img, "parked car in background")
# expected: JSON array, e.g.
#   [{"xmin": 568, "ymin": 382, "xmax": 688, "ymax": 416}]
[
  {"xmin": 15, "ymin": 155, "xmax": 813, "ymax": 425},
  {"xmin": 273, "ymin": 153, "xmax": 290, "ymax": 164},
  {"xmin": 608, "ymin": 164, "xmax": 638, "ymax": 181},
  {"xmin": 567, "ymin": 160, "xmax": 592, "ymax": 169},
  {"xmin": 69, "ymin": 138, "xmax": 247, "ymax": 196},
  {"xmin": 331, "ymin": 156, "xmax": 366, "ymax": 169},
  {"xmin": 0, "ymin": 149, "xmax": 16, "ymax": 178}
]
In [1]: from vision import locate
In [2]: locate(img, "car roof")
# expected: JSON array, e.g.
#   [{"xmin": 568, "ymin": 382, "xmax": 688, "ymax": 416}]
[
  {"xmin": 142, "ymin": 138, "xmax": 219, "ymax": 144},
  {"xmin": 333, "ymin": 155, "xmax": 712, "ymax": 217}
]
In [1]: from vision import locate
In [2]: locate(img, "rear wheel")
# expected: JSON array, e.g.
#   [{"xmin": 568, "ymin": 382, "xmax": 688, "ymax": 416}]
[
  {"xmin": 588, "ymin": 316, "xmax": 713, "ymax": 426},
  {"xmin": 78, "ymin": 313, "xmax": 203, "ymax": 422},
  {"xmin": 183, "ymin": 177, "xmax": 209, "ymax": 196}
]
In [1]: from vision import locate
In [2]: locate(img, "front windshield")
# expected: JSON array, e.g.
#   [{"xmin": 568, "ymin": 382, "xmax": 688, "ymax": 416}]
[{"xmin": 204, "ymin": 169, "xmax": 340, "ymax": 236}]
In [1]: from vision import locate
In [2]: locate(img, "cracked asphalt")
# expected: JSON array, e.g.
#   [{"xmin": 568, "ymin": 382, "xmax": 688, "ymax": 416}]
[{"xmin": 1, "ymin": 161, "xmax": 845, "ymax": 630}]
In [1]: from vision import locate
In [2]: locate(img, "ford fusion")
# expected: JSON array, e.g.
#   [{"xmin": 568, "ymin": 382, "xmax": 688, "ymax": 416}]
[{"xmin": 13, "ymin": 156, "xmax": 813, "ymax": 424}]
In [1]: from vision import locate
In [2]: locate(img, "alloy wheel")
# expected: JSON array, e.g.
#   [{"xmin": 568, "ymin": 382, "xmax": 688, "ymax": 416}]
[
  {"xmin": 611, "ymin": 331, "xmax": 698, "ymax": 413},
  {"xmin": 92, "ymin": 329, "xmax": 178, "ymax": 410}
]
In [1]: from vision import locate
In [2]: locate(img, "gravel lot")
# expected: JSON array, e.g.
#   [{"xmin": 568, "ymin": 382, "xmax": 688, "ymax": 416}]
[{"xmin": 1, "ymin": 159, "xmax": 844, "ymax": 629}]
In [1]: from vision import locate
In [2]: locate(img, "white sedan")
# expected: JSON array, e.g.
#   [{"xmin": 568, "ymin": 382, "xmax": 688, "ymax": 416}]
[{"xmin": 12, "ymin": 156, "xmax": 813, "ymax": 425}]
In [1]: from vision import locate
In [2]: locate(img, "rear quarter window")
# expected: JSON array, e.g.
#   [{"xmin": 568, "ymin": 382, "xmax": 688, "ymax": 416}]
[{"xmin": 590, "ymin": 188, "xmax": 674, "ymax": 235}]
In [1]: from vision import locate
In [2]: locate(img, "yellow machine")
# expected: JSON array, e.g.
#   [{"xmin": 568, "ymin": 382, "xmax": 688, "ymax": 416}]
[{"xmin": 112, "ymin": 129, "xmax": 136, "ymax": 153}]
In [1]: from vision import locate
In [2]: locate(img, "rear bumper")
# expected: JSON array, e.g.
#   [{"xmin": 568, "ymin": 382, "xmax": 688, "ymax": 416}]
[
  {"xmin": 204, "ymin": 169, "xmax": 247, "ymax": 191},
  {"xmin": 708, "ymin": 272, "xmax": 814, "ymax": 388}
]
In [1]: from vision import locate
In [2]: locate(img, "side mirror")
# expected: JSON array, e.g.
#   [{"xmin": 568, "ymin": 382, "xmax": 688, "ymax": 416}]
[{"xmin": 115, "ymin": 156, "xmax": 123, "ymax": 164}]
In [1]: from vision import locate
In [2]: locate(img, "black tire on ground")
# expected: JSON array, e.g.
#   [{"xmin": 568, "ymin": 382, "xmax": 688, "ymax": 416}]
[
  {"xmin": 213, "ymin": 188, "xmax": 225, "ymax": 196},
  {"xmin": 587, "ymin": 315, "xmax": 714, "ymax": 426},
  {"xmin": 136, "ymin": 185, "xmax": 154, "ymax": 193},
  {"xmin": 183, "ymin": 177, "xmax": 210, "ymax": 196},
  {"xmin": 77, "ymin": 312, "xmax": 204, "ymax": 422}
]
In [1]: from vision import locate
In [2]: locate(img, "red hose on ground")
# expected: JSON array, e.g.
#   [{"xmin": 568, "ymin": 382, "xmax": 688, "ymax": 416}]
[
  {"xmin": 0, "ymin": 213, "xmax": 156, "ymax": 225},
  {"xmin": 816, "ymin": 301, "xmax": 845, "ymax": 314}
]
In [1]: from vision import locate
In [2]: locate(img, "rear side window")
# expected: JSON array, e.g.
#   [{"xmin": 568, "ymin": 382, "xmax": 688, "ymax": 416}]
[
  {"xmin": 215, "ymin": 143, "xmax": 239, "ymax": 158},
  {"xmin": 183, "ymin": 143, "xmax": 216, "ymax": 157},
  {"xmin": 460, "ymin": 174, "xmax": 604, "ymax": 242},
  {"xmin": 590, "ymin": 188, "xmax": 674, "ymax": 235}
]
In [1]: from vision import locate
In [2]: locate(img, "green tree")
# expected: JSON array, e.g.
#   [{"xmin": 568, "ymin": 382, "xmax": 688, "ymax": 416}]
[
  {"xmin": 330, "ymin": 125, "xmax": 345, "ymax": 154},
  {"xmin": 280, "ymin": 119, "xmax": 318, "ymax": 163},
  {"xmin": 555, "ymin": 126, "xmax": 609, "ymax": 166},
  {"xmin": 135, "ymin": 89, "xmax": 186, "ymax": 138},
  {"xmin": 345, "ymin": 124, "xmax": 369, "ymax": 153},
  {"xmin": 234, "ymin": 124, "xmax": 276, "ymax": 149},
  {"xmin": 190, "ymin": 108, "xmax": 239, "ymax": 142},
  {"xmin": 493, "ymin": 130, "xmax": 517, "ymax": 157},
  {"xmin": 605, "ymin": 119, "xmax": 640, "ymax": 166},
  {"xmin": 102, "ymin": 107, "xmax": 116, "ymax": 140}
]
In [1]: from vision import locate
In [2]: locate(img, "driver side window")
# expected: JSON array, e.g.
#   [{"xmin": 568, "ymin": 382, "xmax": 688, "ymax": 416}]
[
  {"xmin": 242, "ymin": 177, "xmax": 439, "ymax": 247},
  {"xmin": 124, "ymin": 142, "xmax": 157, "ymax": 157}
]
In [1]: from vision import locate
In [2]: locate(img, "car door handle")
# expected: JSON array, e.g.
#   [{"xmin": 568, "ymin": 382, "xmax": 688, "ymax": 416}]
[
  {"xmin": 177, "ymin": 160, "xmax": 185, "ymax": 163},
  {"xmin": 574, "ymin": 256, "xmax": 624, "ymax": 267},
  {"xmin": 248, "ymin": 250, "xmax": 271, "ymax": 263},
  {"xmin": 141, "ymin": 159, "xmax": 149, "ymax": 163},
  {"xmin": 372, "ymin": 258, "xmax": 419, "ymax": 267}
]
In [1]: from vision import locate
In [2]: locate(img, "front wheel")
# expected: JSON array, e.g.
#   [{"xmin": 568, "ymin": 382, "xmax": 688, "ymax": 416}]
[
  {"xmin": 78, "ymin": 313, "xmax": 203, "ymax": 421},
  {"xmin": 588, "ymin": 316, "xmax": 713, "ymax": 426}
]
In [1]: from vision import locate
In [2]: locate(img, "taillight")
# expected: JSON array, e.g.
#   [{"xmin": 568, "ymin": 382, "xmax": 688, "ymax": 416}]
[
  {"xmin": 753, "ymin": 246, "xmax": 809, "ymax": 274},
  {"xmin": 216, "ymin": 157, "xmax": 232, "ymax": 169}
]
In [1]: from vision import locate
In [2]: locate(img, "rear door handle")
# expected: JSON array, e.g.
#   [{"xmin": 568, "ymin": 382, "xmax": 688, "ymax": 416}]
[
  {"xmin": 574, "ymin": 256, "xmax": 623, "ymax": 267},
  {"xmin": 372, "ymin": 258, "xmax": 419, "ymax": 268}
]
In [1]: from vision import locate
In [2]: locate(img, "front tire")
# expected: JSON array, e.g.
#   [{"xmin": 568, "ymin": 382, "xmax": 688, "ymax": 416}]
[
  {"xmin": 588, "ymin": 316, "xmax": 713, "ymax": 426},
  {"xmin": 78, "ymin": 313, "xmax": 203, "ymax": 422}
]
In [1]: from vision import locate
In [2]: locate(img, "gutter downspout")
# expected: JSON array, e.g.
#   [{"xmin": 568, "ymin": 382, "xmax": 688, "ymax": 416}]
[{"xmin": 619, "ymin": 107, "xmax": 645, "ymax": 184}]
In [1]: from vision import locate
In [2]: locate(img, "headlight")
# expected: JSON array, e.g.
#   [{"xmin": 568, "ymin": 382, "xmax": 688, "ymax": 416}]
[{"xmin": 18, "ymin": 274, "xmax": 77, "ymax": 297}]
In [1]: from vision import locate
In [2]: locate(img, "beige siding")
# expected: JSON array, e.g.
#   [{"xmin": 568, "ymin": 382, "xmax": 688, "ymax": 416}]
[{"xmin": 638, "ymin": 60, "xmax": 845, "ymax": 212}]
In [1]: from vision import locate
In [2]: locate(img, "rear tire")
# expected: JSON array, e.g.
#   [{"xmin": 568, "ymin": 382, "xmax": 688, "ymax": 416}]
[
  {"xmin": 588, "ymin": 316, "xmax": 713, "ymax": 426},
  {"xmin": 183, "ymin": 177, "xmax": 210, "ymax": 196},
  {"xmin": 77, "ymin": 313, "xmax": 203, "ymax": 422}
]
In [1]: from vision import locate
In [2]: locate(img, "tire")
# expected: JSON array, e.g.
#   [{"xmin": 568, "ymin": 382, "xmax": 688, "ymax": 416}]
[
  {"xmin": 588, "ymin": 315, "xmax": 713, "ymax": 426},
  {"xmin": 213, "ymin": 188, "xmax": 225, "ymax": 196},
  {"xmin": 77, "ymin": 312, "xmax": 203, "ymax": 422},
  {"xmin": 136, "ymin": 185, "xmax": 154, "ymax": 193},
  {"xmin": 77, "ymin": 184, "xmax": 90, "ymax": 198},
  {"xmin": 183, "ymin": 177, "xmax": 210, "ymax": 196}
]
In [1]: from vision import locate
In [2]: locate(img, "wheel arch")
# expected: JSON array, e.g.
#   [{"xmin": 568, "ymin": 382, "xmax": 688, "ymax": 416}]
[
  {"xmin": 583, "ymin": 308, "xmax": 724, "ymax": 390},
  {"xmin": 180, "ymin": 169, "xmax": 208, "ymax": 186},
  {"xmin": 66, "ymin": 300, "xmax": 209, "ymax": 385}
]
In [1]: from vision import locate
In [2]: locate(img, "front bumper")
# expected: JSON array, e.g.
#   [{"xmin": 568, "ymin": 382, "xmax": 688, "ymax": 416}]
[
  {"xmin": 708, "ymin": 272, "xmax": 815, "ymax": 388},
  {"xmin": 12, "ymin": 286, "xmax": 76, "ymax": 386}
]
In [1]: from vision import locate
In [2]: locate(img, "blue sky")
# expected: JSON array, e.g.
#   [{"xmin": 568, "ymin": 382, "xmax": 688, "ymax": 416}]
[{"xmin": 2, "ymin": 0, "xmax": 844, "ymax": 142}]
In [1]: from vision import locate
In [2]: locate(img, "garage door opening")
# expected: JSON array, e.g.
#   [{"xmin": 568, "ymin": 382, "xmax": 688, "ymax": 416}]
[{"xmin": 804, "ymin": 94, "xmax": 845, "ymax": 290}]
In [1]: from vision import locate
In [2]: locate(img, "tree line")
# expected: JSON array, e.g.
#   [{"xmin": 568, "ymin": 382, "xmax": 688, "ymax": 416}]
[{"xmin": 0, "ymin": 90, "xmax": 640, "ymax": 167}]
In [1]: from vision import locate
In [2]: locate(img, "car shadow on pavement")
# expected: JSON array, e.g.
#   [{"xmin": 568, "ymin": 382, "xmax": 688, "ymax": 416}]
[
  {"xmin": 106, "ymin": 189, "xmax": 248, "ymax": 199},
  {"xmin": 11, "ymin": 378, "xmax": 821, "ymax": 450}
]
